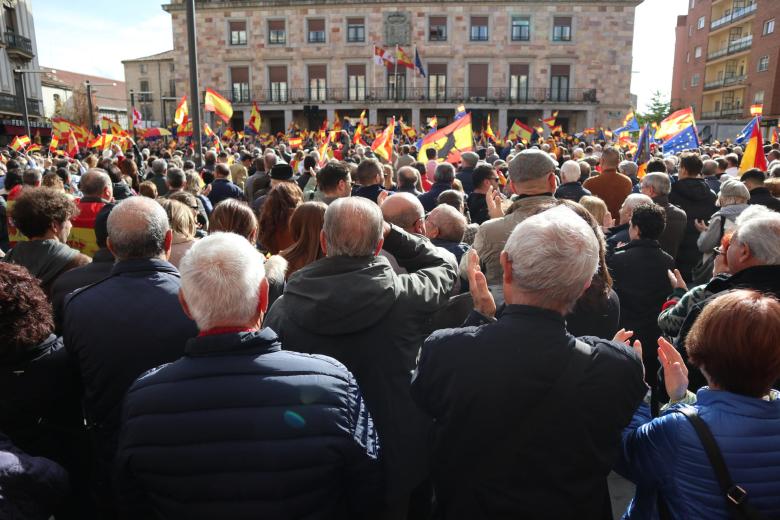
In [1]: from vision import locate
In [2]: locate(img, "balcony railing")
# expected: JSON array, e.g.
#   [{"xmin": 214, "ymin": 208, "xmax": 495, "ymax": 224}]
[
  {"xmin": 4, "ymin": 31, "xmax": 33, "ymax": 58},
  {"xmin": 703, "ymin": 74, "xmax": 747, "ymax": 91},
  {"xmin": 0, "ymin": 92, "xmax": 41, "ymax": 116},
  {"xmin": 209, "ymin": 87, "xmax": 598, "ymax": 105},
  {"xmin": 710, "ymin": 2, "xmax": 757, "ymax": 30},
  {"xmin": 707, "ymin": 34, "xmax": 752, "ymax": 60},
  {"xmin": 701, "ymin": 107, "xmax": 744, "ymax": 119}
]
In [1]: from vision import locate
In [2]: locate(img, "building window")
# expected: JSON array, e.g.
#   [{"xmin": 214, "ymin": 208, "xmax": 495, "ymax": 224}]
[
  {"xmin": 387, "ymin": 70, "xmax": 407, "ymax": 100},
  {"xmin": 468, "ymin": 63, "xmax": 489, "ymax": 98},
  {"xmin": 346, "ymin": 18, "xmax": 364, "ymax": 43},
  {"xmin": 268, "ymin": 20, "xmax": 286, "ymax": 45},
  {"xmin": 308, "ymin": 65, "xmax": 327, "ymax": 101},
  {"xmin": 552, "ymin": 16, "xmax": 572, "ymax": 41},
  {"xmin": 758, "ymin": 56, "xmax": 769, "ymax": 71},
  {"xmin": 268, "ymin": 65, "xmax": 288, "ymax": 102},
  {"xmin": 428, "ymin": 64, "xmax": 447, "ymax": 100},
  {"xmin": 754, "ymin": 90, "xmax": 764, "ymax": 104},
  {"xmin": 697, "ymin": 16, "xmax": 705, "ymax": 29},
  {"xmin": 695, "ymin": 46, "xmax": 702, "ymax": 58},
  {"xmin": 429, "ymin": 16, "xmax": 447, "ymax": 41},
  {"xmin": 229, "ymin": 20, "xmax": 247, "ymax": 45},
  {"xmin": 549, "ymin": 64, "xmax": 570, "ymax": 101},
  {"xmin": 140, "ymin": 64, "xmax": 147, "ymax": 74},
  {"xmin": 169, "ymin": 63, "xmax": 174, "ymax": 72},
  {"xmin": 169, "ymin": 79, "xmax": 176, "ymax": 97},
  {"xmin": 691, "ymin": 73, "xmax": 700, "ymax": 87},
  {"xmin": 230, "ymin": 66, "xmax": 249, "ymax": 103},
  {"xmin": 308, "ymin": 18, "xmax": 326, "ymax": 44},
  {"xmin": 139, "ymin": 80, "xmax": 151, "ymax": 102},
  {"xmin": 470, "ymin": 16, "xmax": 489, "ymax": 41},
  {"xmin": 686, "ymin": 52, "xmax": 690, "ymax": 63},
  {"xmin": 690, "ymin": 0, "xmax": 695, "ymax": 8},
  {"xmin": 347, "ymin": 64, "xmax": 366, "ymax": 100},
  {"xmin": 764, "ymin": 19, "xmax": 775, "ymax": 35},
  {"xmin": 511, "ymin": 16, "xmax": 530, "ymax": 41},
  {"xmin": 509, "ymin": 63, "xmax": 529, "ymax": 101},
  {"xmin": 688, "ymin": 25, "xmax": 692, "ymax": 36}
]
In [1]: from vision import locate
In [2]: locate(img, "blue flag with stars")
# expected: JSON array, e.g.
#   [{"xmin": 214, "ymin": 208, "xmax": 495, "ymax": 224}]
[
  {"xmin": 662, "ymin": 125, "xmax": 700, "ymax": 156},
  {"xmin": 735, "ymin": 117, "xmax": 759, "ymax": 145}
]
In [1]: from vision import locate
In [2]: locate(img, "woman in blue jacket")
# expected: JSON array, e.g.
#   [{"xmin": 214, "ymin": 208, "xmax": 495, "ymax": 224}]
[{"xmin": 618, "ymin": 289, "xmax": 780, "ymax": 519}]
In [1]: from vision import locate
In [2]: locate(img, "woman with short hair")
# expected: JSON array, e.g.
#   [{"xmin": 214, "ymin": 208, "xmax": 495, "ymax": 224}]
[
  {"xmin": 158, "ymin": 198, "xmax": 198, "ymax": 268},
  {"xmin": 618, "ymin": 289, "xmax": 780, "ymax": 519}
]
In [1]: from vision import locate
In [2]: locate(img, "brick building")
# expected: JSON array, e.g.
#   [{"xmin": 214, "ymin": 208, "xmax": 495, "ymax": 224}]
[
  {"xmin": 122, "ymin": 50, "xmax": 177, "ymax": 128},
  {"xmin": 671, "ymin": 0, "xmax": 780, "ymax": 126},
  {"xmin": 163, "ymin": 0, "xmax": 642, "ymax": 135}
]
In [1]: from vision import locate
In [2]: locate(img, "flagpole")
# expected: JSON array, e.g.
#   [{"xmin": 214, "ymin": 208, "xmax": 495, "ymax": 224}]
[
  {"xmin": 394, "ymin": 44, "xmax": 399, "ymax": 101},
  {"xmin": 412, "ymin": 45, "xmax": 417, "ymax": 99}
]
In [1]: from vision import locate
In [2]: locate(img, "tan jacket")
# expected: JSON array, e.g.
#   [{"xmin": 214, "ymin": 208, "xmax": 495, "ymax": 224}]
[{"xmin": 469, "ymin": 195, "xmax": 555, "ymax": 285}]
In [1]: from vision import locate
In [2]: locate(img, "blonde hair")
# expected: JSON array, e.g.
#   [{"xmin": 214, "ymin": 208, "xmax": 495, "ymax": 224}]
[
  {"xmin": 159, "ymin": 198, "xmax": 196, "ymax": 239},
  {"xmin": 579, "ymin": 195, "xmax": 608, "ymax": 225}
]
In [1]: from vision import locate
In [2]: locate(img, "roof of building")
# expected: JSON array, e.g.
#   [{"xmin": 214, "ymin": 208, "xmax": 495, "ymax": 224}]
[
  {"xmin": 121, "ymin": 50, "xmax": 175, "ymax": 64},
  {"xmin": 164, "ymin": 0, "xmax": 642, "ymax": 9},
  {"xmin": 40, "ymin": 67, "xmax": 127, "ymax": 112}
]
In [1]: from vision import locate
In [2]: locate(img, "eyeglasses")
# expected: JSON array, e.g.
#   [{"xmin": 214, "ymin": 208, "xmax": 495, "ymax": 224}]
[
  {"xmin": 713, "ymin": 246, "xmax": 726, "ymax": 256},
  {"xmin": 488, "ymin": 177, "xmax": 500, "ymax": 182}
]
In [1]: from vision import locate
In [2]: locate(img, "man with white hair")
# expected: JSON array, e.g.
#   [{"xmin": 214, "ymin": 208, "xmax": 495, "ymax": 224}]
[
  {"xmin": 456, "ymin": 151, "xmax": 479, "ymax": 193},
  {"xmin": 554, "ymin": 159, "xmax": 592, "ymax": 202},
  {"xmin": 145, "ymin": 158, "xmax": 168, "ymax": 196},
  {"xmin": 618, "ymin": 160, "xmax": 640, "ymax": 189},
  {"xmin": 606, "ymin": 193, "xmax": 653, "ymax": 252},
  {"xmin": 640, "ymin": 172, "xmax": 687, "ymax": 258},
  {"xmin": 63, "ymin": 196, "xmax": 198, "ymax": 515},
  {"xmin": 68, "ymin": 168, "xmax": 113, "ymax": 257},
  {"xmin": 265, "ymin": 197, "xmax": 457, "ymax": 517},
  {"xmin": 411, "ymin": 206, "xmax": 646, "ymax": 519},
  {"xmin": 115, "ymin": 233, "xmax": 382, "ymax": 519}
]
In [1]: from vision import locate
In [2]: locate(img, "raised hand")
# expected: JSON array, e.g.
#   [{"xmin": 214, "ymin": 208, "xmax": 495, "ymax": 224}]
[
  {"xmin": 486, "ymin": 185, "xmax": 504, "ymax": 219},
  {"xmin": 657, "ymin": 337, "xmax": 689, "ymax": 402},
  {"xmin": 666, "ymin": 269, "xmax": 687, "ymax": 291},
  {"xmin": 467, "ymin": 249, "xmax": 496, "ymax": 319}
]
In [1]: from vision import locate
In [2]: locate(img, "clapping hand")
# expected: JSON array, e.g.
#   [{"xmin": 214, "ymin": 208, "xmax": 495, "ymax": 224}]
[
  {"xmin": 486, "ymin": 185, "xmax": 504, "ymax": 219},
  {"xmin": 467, "ymin": 249, "xmax": 496, "ymax": 319},
  {"xmin": 667, "ymin": 269, "xmax": 687, "ymax": 291},
  {"xmin": 613, "ymin": 329, "xmax": 644, "ymax": 381},
  {"xmin": 657, "ymin": 337, "xmax": 689, "ymax": 402},
  {"xmin": 694, "ymin": 219, "xmax": 708, "ymax": 233},
  {"xmin": 602, "ymin": 212, "xmax": 615, "ymax": 232}
]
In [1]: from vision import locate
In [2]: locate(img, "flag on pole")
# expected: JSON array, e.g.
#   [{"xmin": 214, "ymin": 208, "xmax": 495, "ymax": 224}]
[
  {"xmin": 750, "ymin": 104, "xmax": 763, "ymax": 117},
  {"xmin": 9, "ymin": 135, "xmax": 30, "ymax": 152},
  {"xmin": 371, "ymin": 117, "xmax": 396, "ymax": 162},
  {"xmin": 174, "ymin": 96, "xmax": 188, "ymax": 125},
  {"xmin": 414, "ymin": 47, "xmax": 426, "ymax": 77},
  {"xmin": 66, "ymin": 130, "xmax": 79, "ymax": 158},
  {"xmin": 739, "ymin": 121, "xmax": 768, "ymax": 174},
  {"xmin": 204, "ymin": 88, "xmax": 234, "ymax": 123},
  {"xmin": 132, "ymin": 107, "xmax": 142, "ymax": 128},
  {"xmin": 203, "ymin": 123, "xmax": 215, "ymax": 138},
  {"xmin": 736, "ymin": 117, "xmax": 760, "ymax": 145},
  {"xmin": 417, "ymin": 113, "xmax": 474, "ymax": 164},
  {"xmin": 484, "ymin": 114, "xmax": 496, "ymax": 142},
  {"xmin": 634, "ymin": 124, "xmax": 652, "ymax": 179},
  {"xmin": 288, "ymin": 136, "xmax": 302, "ymax": 149},
  {"xmin": 542, "ymin": 111, "xmax": 559, "ymax": 128},
  {"xmin": 395, "ymin": 46, "xmax": 414, "ymax": 69},
  {"xmin": 100, "ymin": 117, "xmax": 128, "ymax": 136},
  {"xmin": 655, "ymin": 107, "xmax": 696, "ymax": 141},
  {"xmin": 661, "ymin": 125, "xmax": 700, "ymax": 156},
  {"xmin": 318, "ymin": 139, "xmax": 330, "ymax": 167},
  {"xmin": 373, "ymin": 45, "xmax": 388, "ymax": 66},
  {"xmin": 506, "ymin": 119, "xmax": 533, "ymax": 143},
  {"xmin": 614, "ymin": 110, "xmax": 640, "ymax": 134},
  {"xmin": 48, "ymin": 135, "xmax": 59, "ymax": 155},
  {"xmin": 248, "ymin": 102, "xmax": 262, "ymax": 134}
]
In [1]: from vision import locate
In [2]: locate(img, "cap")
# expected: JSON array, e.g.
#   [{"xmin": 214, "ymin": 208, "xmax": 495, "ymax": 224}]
[
  {"xmin": 508, "ymin": 149, "xmax": 558, "ymax": 183},
  {"xmin": 719, "ymin": 178, "xmax": 750, "ymax": 200},
  {"xmin": 269, "ymin": 163, "xmax": 293, "ymax": 181}
]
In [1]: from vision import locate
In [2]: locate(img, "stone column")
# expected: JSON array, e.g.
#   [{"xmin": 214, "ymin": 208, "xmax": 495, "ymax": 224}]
[
  {"xmin": 284, "ymin": 109, "xmax": 293, "ymax": 130},
  {"xmin": 411, "ymin": 107, "xmax": 421, "ymax": 130},
  {"xmin": 326, "ymin": 107, "xmax": 336, "ymax": 124},
  {"xmin": 369, "ymin": 108, "xmax": 378, "ymax": 126},
  {"xmin": 498, "ymin": 109, "xmax": 508, "ymax": 138}
]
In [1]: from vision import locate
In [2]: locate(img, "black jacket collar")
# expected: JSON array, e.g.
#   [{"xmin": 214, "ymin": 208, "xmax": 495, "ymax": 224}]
[
  {"xmin": 616, "ymin": 238, "xmax": 661, "ymax": 251},
  {"xmin": 111, "ymin": 258, "xmax": 179, "ymax": 277},
  {"xmin": 185, "ymin": 328, "xmax": 282, "ymax": 357},
  {"xmin": 707, "ymin": 265, "xmax": 780, "ymax": 294}
]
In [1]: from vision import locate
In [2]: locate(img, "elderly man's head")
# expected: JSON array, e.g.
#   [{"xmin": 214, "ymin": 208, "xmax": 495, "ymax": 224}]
[
  {"xmin": 151, "ymin": 158, "xmax": 168, "ymax": 176},
  {"xmin": 559, "ymin": 160, "xmax": 581, "ymax": 184},
  {"xmin": 618, "ymin": 193, "xmax": 653, "ymax": 225},
  {"xmin": 107, "ymin": 196, "xmax": 171, "ymax": 261},
  {"xmin": 599, "ymin": 147, "xmax": 621, "ymax": 169},
  {"xmin": 425, "ymin": 204, "xmax": 466, "ymax": 243},
  {"xmin": 434, "ymin": 162, "xmax": 456, "ymax": 186},
  {"xmin": 80, "ymin": 169, "xmax": 113, "ymax": 200},
  {"xmin": 507, "ymin": 149, "xmax": 557, "ymax": 195},
  {"xmin": 397, "ymin": 166, "xmax": 419, "ymax": 190},
  {"xmin": 727, "ymin": 210, "xmax": 780, "ymax": 274},
  {"xmin": 166, "ymin": 167, "xmax": 186, "ymax": 191},
  {"xmin": 640, "ymin": 172, "xmax": 671, "ymax": 199},
  {"xmin": 381, "ymin": 192, "xmax": 426, "ymax": 235},
  {"xmin": 501, "ymin": 206, "xmax": 599, "ymax": 313},
  {"xmin": 322, "ymin": 197, "xmax": 384, "ymax": 257},
  {"xmin": 460, "ymin": 151, "xmax": 479, "ymax": 169},
  {"xmin": 618, "ymin": 160, "xmax": 638, "ymax": 180},
  {"xmin": 179, "ymin": 232, "xmax": 268, "ymax": 331}
]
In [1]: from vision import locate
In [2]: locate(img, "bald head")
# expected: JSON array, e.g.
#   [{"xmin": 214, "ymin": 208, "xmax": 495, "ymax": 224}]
[
  {"xmin": 80, "ymin": 168, "xmax": 113, "ymax": 199},
  {"xmin": 107, "ymin": 197, "xmax": 170, "ymax": 261},
  {"xmin": 323, "ymin": 197, "xmax": 384, "ymax": 257},
  {"xmin": 425, "ymin": 204, "xmax": 466, "ymax": 242},
  {"xmin": 381, "ymin": 192, "xmax": 425, "ymax": 233}
]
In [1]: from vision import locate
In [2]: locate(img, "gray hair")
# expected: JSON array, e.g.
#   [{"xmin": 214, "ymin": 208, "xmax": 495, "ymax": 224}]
[
  {"xmin": 732, "ymin": 212, "xmax": 780, "ymax": 265},
  {"xmin": 151, "ymin": 158, "xmax": 168, "ymax": 175},
  {"xmin": 381, "ymin": 192, "xmax": 424, "ymax": 230},
  {"xmin": 619, "ymin": 160, "xmax": 638, "ymax": 179},
  {"xmin": 503, "ymin": 205, "xmax": 599, "ymax": 309},
  {"xmin": 434, "ymin": 162, "xmax": 456, "ymax": 183},
  {"xmin": 107, "ymin": 196, "xmax": 170, "ymax": 260},
  {"xmin": 427, "ymin": 204, "xmax": 466, "ymax": 242},
  {"xmin": 323, "ymin": 197, "xmax": 383, "ymax": 257},
  {"xmin": 622, "ymin": 193, "xmax": 653, "ymax": 213},
  {"xmin": 179, "ymin": 232, "xmax": 266, "ymax": 331},
  {"xmin": 641, "ymin": 172, "xmax": 671, "ymax": 197},
  {"xmin": 560, "ymin": 160, "xmax": 581, "ymax": 184},
  {"xmin": 460, "ymin": 151, "xmax": 479, "ymax": 168},
  {"xmin": 166, "ymin": 167, "xmax": 186, "ymax": 189},
  {"xmin": 80, "ymin": 169, "xmax": 112, "ymax": 197},
  {"xmin": 22, "ymin": 168, "xmax": 42, "ymax": 186}
]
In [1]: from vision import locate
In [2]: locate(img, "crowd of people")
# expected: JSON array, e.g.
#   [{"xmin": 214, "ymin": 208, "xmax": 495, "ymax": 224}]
[{"xmin": 0, "ymin": 130, "xmax": 779, "ymax": 520}]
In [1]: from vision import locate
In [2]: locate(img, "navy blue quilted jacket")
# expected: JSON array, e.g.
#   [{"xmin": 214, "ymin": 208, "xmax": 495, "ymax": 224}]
[{"xmin": 115, "ymin": 328, "xmax": 383, "ymax": 520}]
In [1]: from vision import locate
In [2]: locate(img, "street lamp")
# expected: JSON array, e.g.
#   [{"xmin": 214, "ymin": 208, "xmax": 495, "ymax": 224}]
[
  {"xmin": 13, "ymin": 68, "xmax": 51, "ymax": 138},
  {"xmin": 85, "ymin": 80, "xmax": 117, "ymax": 135}
]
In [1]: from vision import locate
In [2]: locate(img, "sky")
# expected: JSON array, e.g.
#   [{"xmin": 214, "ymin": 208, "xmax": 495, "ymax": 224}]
[{"xmin": 34, "ymin": 0, "xmax": 687, "ymax": 112}]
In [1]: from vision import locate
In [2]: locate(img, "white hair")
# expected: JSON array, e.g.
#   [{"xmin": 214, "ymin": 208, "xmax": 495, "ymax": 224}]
[
  {"xmin": 503, "ymin": 206, "xmax": 599, "ymax": 308},
  {"xmin": 324, "ymin": 197, "xmax": 383, "ymax": 257},
  {"xmin": 733, "ymin": 212, "xmax": 780, "ymax": 265},
  {"xmin": 107, "ymin": 197, "xmax": 169, "ymax": 260},
  {"xmin": 622, "ymin": 193, "xmax": 653, "ymax": 212},
  {"xmin": 179, "ymin": 232, "xmax": 266, "ymax": 331},
  {"xmin": 560, "ymin": 160, "xmax": 581, "ymax": 183},
  {"xmin": 641, "ymin": 172, "xmax": 671, "ymax": 196}
]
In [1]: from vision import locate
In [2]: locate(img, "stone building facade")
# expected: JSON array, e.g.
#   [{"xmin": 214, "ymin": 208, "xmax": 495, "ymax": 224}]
[
  {"xmin": 164, "ymin": 0, "xmax": 642, "ymax": 135},
  {"xmin": 122, "ymin": 50, "xmax": 177, "ymax": 128}
]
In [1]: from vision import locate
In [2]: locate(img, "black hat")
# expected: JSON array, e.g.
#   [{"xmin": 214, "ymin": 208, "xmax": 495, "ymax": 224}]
[{"xmin": 270, "ymin": 163, "xmax": 293, "ymax": 181}]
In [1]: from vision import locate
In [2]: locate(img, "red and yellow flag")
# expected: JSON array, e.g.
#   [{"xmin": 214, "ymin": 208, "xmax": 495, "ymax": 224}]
[
  {"xmin": 739, "ymin": 121, "xmax": 768, "ymax": 174},
  {"xmin": 204, "ymin": 88, "xmax": 233, "ymax": 123},
  {"xmin": 417, "ymin": 113, "xmax": 474, "ymax": 164},
  {"xmin": 174, "ymin": 96, "xmax": 188, "ymax": 125},
  {"xmin": 288, "ymin": 136, "xmax": 302, "ymax": 149},
  {"xmin": 396, "ymin": 46, "xmax": 414, "ymax": 69},
  {"xmin": 9, "ymin": 135, "xmax": 30, "ymax": 152},
  {"xmin": 371, "ymin": 117, "xmax": 396, "ymax": 162},
  {"xmin": 506, "ymin": 119, "xmax": 532, "ymax": 143},
  {"xmin": 203, "ymin": 123, "xmax": 215, "ymax": 138},
  {"xmin": 49, "ymin": 134, "xmax": 59, "ymax": 154},
  {"xmin": 66, "ymin": 130, "xmax": 79, "ymax": 158},
  {"xmin": 248, "ymin": 102, "xmax": 262, "ymax": 134},
  {"xmin": 318, "ymin": 139, "xmax": 330, "ymax": 167},
  {"xmin": 655, "ymin": 107, "xmax": 696, "ymax": 141},
  {"xmin": 100, "ymin": 117, "xmax": 128, "ymax": 136},
  {"xmin": 483, "ymin": 114, "xmax": 497, "ymax": 142}
]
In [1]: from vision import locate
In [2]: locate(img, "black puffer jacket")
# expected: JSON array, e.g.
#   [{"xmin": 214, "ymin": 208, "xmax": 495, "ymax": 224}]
[
  {"xmin": 115, "ymin": 329, "xmax": 382, "ymax": 520},
  {"xmin": 669, "ymin": 178, "xmax": 717, "ymax": 281}
]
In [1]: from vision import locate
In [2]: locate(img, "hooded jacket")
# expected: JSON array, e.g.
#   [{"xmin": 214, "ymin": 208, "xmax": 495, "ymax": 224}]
[
  {"xmin": 668, "ymin": 178, "xmax": 717, "ymax": 281},
  {"xmin": 264, "ymin": 226, "xmax": 457, "ymax": 504},
  {"xmin": 4, "ymin": 239, "xmax": 88, "ymax": 295}
]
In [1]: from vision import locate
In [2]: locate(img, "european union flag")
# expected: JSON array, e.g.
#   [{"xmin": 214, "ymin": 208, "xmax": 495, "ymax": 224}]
[
  {"xmin": 662, "ymin": 125, "xmax": 700, "ymax": 156},
  {"xmin": 735, "ymin": 117, "xmax": 759, "ymax": 145}
]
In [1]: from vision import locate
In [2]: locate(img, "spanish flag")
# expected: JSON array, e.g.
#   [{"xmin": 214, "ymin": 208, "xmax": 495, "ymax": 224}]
[
  {"xmin": 655, "ymin": 107, "xmax": 696, "ymax": 141},
  {"xmin": 204, "ymin": 88, "xmax": 233, "ymax": 123},
  {"xmin": 417, "ymin": 113, "xmax": 474, "ymax": 164},
  {"xmin": 248, "ymin": 102, "xmax": 262, "ymax": 134},
  {"xmin": 288, "ymin": 136, "xmax": 302, "ymax": 149},
  {"xmin": 739, "ymin": 120, "xmax": 768, "ymax": 174},
  {"xmin": 542, "ymin": 110, "xmax": 558, "ymax": 128},
  {"xmin": 9, "ymin": 135, "xmax": 30, "ymax": 152},
  {"xmin": 396, "ymin": 46, "xmax": 414, "ymax": 69},
  {"xmin": 371, "ymin": 117, "xmax": 395, "ymax": 162},
  {"xmin": 318, "ymin": 139, "xmax": 330, "ymax": 167},
  {"xmin": 174, "ymin": 96, "xmax": 188, "ymax": 125},
  {"xmin": 483, "ymin": 114, "xmax": 497, "ymax": 142},
  {"xmin": 49, "ymin": 135, "xmax": 59, "ymax": 154},
  {"xmin": 506, "ymin": 119, "xmax": 532, "ymax": 143},
  {"xmin": 66, "ymin": 130, "xmax": 79, "ymax": 158}
]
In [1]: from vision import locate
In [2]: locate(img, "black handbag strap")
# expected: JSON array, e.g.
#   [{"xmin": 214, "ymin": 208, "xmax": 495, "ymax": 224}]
[{"xmin": 673, "ymin": 406, "xmax": 767, "ymax": 520}]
